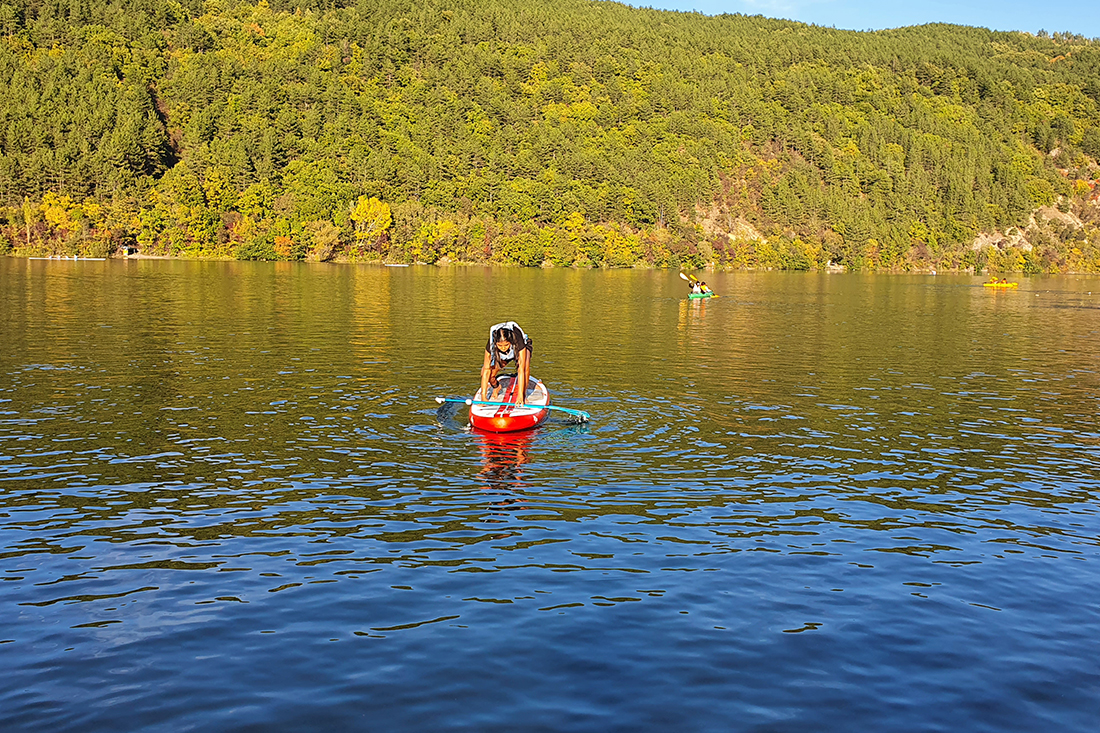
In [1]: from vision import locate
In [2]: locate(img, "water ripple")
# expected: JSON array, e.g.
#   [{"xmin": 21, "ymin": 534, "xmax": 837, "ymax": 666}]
[{"xmin": 2, "ymin": 265, "xmax": 1099, "ymax": 731}]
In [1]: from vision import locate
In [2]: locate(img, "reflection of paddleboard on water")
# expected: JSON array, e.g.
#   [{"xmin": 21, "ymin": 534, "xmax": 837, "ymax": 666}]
[
  {"xmin": 475, "ymin": 428, "xmax": 533, "ymax": 493},
  {"xmin": 435, "ymin": 375, "xmax": 590, "ymax": 431}
]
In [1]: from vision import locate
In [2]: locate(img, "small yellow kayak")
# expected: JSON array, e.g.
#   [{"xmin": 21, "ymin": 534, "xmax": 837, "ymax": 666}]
[{"xmin": 983, "ymin": 282, "xmax": 1018, "ymax": 289}]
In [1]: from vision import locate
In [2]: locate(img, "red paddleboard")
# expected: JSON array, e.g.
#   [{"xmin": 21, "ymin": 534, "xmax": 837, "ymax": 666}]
[{"xmin": 470, "ymin": 375, "xmax": 550, "ymax": 432}]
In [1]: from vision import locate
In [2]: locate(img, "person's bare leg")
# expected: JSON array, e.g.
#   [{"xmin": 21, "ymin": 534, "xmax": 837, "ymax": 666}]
[{"xmin": 489, "ymin": 365, "xmax": 503, "ymax": 401}]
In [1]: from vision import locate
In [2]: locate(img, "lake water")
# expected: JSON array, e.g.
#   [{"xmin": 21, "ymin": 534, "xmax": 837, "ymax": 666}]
[{"xmin": 1, "ymin": 259, "xmax": 1098, "ymax": 732}]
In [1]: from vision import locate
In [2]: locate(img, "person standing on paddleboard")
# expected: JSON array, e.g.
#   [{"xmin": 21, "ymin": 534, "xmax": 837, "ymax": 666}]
[{"xmin": 480, "ymin": 322, "xmax": 533, "ymax": 407}]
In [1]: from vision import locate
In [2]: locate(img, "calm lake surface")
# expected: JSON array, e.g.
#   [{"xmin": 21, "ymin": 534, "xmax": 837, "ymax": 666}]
[{"xmin": 1, "ymin": 258, "xmax": 1098, "ymax": 732}]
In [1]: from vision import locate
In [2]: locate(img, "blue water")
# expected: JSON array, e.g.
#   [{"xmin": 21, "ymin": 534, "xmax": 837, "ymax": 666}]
[{"xmin": 1, "ymin": 259, "xmax": 1098, "ymax": 731}]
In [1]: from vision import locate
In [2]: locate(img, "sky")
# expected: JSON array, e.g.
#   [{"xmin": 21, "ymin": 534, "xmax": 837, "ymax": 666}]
[{"xmin": 637, "ymin": 1, "xmax": 1100, "ymax": 39}]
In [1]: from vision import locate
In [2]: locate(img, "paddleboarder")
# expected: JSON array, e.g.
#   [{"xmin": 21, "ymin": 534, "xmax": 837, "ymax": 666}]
[{"xmin": 481, "ymin": 322, "xmax": 533, "ymax": 407}]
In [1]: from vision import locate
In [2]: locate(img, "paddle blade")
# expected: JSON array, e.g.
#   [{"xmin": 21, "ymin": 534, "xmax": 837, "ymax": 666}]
[
  {"xmin": 550, "ymin": 411, "xmax": 589, "ymax": 427},
  {"xmin": 435, "ymin": 397, "xmax": 465, "ymax": 422}
]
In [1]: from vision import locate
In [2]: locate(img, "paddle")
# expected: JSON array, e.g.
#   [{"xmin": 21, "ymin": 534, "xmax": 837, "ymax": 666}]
[
  {"xmin": 435, "ymin": 396, "xmax": 465, "ymax": 422},
  {"xmin": 679, "ymin": 271, "xmax": 718, "ymax": 297},
  {"xmin": 435, "ymin": 397, "xmax": 590, "ymax": 422}
]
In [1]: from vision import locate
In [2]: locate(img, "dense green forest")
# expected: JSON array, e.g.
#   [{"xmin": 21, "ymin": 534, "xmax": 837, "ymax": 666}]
[{"xmin": 2, "ymin": 0, "xmax": 1100, "ymax": 271}]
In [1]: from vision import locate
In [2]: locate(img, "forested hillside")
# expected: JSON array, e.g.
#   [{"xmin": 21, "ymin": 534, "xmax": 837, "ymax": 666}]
[{"xmin": 2, "ymin": 0, "xmax": 1100, "ymax": 271}]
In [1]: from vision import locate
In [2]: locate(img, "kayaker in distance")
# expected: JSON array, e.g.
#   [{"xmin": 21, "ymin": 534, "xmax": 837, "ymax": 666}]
[
  {"xmin": 699, "ymin": 281, "xmax": 712, "ymax": 294},
  {"xmin": 690, "ymin": 281, "xmax": 702, "ymax": 294},
  {"xmin": 481, "ymin": 322, "xmax": 533, "ymax": 407}
]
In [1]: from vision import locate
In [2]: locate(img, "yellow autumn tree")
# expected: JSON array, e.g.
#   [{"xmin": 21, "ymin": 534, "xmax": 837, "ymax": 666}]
[{"xmin": 349, "ymin": 196, "xmax": 392, "ymax": 250}]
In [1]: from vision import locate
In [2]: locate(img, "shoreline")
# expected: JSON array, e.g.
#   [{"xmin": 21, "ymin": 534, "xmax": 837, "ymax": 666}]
[
  {"xmin": 5, "ymin": 253, "xmax": 1071, "ymax": 275},
  {"xmin": 9, "ymin": 253, "xmax": 1100, "ymax": 276}
]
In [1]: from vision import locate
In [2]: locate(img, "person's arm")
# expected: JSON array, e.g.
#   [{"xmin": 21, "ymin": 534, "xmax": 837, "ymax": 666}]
[
  {"xmin": 515, "ymin": 346, "xmax": 530, "ymax": 406},
  {"xmin": 479, "ymin": 349, "xmax": 493, "ymax": 401}
]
